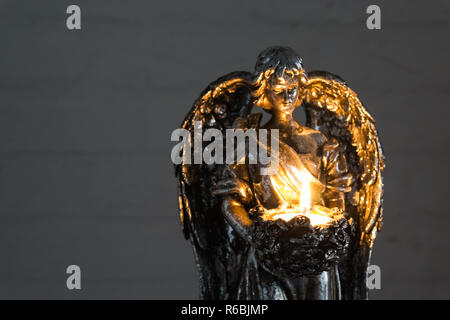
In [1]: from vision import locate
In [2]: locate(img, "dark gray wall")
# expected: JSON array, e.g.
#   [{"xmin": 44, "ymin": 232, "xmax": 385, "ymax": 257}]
[{"xmin": 0, "ymin": 0, "xmax": 449, "ymax": 299}]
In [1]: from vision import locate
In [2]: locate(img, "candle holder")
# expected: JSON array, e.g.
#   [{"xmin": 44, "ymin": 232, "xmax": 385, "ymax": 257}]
[
  {"xmin": 250, "ymin": 205, "xmax": 354, "ymax": 278},
  {"xmin": 175, "ymin": 46, "xmax": 384, "ymax": 300}
]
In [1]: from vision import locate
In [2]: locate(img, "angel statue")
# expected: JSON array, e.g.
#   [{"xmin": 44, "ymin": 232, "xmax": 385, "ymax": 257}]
[{"xmin": 175, "ymin": 46, "xmax": 384, "ymax": 300}]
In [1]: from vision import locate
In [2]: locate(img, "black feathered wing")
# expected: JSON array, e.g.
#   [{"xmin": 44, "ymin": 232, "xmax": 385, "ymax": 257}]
[
  {"xmin": 175, "ymin": 71, "xmax": 254, "ymax": 299},
  {"xmin": 303, "ymin": 71, "xmax": 385, "ymax": 299}
]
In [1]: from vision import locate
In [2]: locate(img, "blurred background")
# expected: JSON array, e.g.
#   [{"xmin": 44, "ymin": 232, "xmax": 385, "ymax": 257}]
[{"xmin": 0, "ymin": 0, "xmax": 449, "ymax": 299}]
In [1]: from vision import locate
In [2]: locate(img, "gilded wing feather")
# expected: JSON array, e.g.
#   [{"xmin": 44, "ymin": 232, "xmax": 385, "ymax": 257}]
[
  {"xmin": 175, "ymin": 71, "xmax": 254, "ymax": 299},
  {"xmin": 177, "ymin": 71, "xmax": 253, "ymax": 237}
]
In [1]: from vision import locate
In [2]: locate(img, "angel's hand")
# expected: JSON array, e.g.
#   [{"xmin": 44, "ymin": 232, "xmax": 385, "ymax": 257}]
[
  {"xmin": 213, "ymin": 177, "xmax": 254, "ymax": 242},
  {"xmin": 213, "ymin": 178, "xmax": 253, "ymax": 206}
]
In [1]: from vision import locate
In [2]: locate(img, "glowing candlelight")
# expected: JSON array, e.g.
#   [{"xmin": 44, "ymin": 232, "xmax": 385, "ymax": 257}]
[{"xmin": 264, "ymin": 164, "xmax": 334, "ymax": 226}]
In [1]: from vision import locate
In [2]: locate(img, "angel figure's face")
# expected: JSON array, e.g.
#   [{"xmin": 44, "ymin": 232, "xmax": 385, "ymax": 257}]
[{"xmin": 267, "ymin": 73, "xmax": 301, "ymax": 116}]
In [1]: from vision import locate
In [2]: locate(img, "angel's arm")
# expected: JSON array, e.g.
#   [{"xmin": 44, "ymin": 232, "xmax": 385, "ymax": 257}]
[{"xmin": 213, "ymin": 166, "xmax": 255, "ymax": 242}]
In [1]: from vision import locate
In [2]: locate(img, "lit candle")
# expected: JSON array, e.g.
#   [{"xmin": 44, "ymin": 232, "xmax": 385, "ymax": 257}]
[{"xmin": 269, "ymin": 205, "xmax": 334, "ymax": 226}]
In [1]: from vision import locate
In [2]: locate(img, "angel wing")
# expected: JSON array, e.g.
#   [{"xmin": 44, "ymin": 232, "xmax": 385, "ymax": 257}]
[
  {"xmin": 303, "ymin": 71, "xmax": 385, "ymax": 299},
  {"xmin": 175, "ymin": 71, "xmax": 254, "ymax": 299}
]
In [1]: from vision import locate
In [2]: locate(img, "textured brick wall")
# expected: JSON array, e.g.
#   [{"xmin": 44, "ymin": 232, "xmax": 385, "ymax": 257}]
[{"xmin": 0, "ymin": 0, "xmax": 449, "ymax": 299}]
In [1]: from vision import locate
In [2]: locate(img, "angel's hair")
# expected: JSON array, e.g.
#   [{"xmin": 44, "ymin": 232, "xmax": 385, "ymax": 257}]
[{"xmin": 253, "ymin": 46, "xmax": 307, "ymax": 110}]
